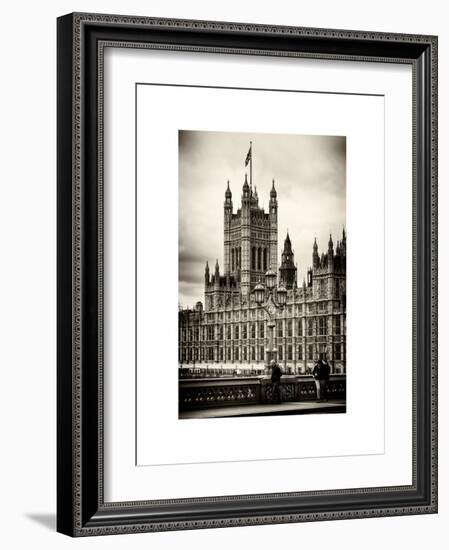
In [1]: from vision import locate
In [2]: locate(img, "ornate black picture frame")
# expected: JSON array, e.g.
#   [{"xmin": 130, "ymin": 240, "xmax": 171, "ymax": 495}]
[{"xmin": 57, "ymin": 12, "xmax": 438, "ymax": 536}]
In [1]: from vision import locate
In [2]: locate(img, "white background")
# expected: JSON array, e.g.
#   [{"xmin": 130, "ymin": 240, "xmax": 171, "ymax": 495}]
[
  {"xmin": 0, "ymin": 1, "xmax": 445, "ymax": 549},
  {"xmin": 135, "ymin": 83, "xmax": 388, "ymax": 470}
]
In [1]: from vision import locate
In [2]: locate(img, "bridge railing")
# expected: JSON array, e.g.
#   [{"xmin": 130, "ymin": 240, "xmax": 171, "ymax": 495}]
[{"xmin": 179, "ymin": 374, "xmax": 346, "ymax": 411}]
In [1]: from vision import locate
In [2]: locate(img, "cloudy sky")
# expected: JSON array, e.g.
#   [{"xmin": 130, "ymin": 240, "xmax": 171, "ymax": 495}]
[{"xmin": 179, "ymin": 130, "xmax": 346, "ymax": 308}]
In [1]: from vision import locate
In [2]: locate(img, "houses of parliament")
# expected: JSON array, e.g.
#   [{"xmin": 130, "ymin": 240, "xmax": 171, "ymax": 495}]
[{"xmin": 178, "ymin": 173, "xmax": 346, "ymax": 375}]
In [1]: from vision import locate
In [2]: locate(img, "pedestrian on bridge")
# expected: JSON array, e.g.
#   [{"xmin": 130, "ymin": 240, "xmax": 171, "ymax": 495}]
[
  {"xmin": 270, "ymin": 359, "xmax": 283, "ymax": 404},
  {"xmin": 312, "ymin": 357, "xmax": 330, "ymax": 401}
]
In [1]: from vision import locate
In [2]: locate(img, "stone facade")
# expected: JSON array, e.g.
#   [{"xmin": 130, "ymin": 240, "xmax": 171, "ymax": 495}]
[{"xmin": 179, "ymin": 177, "xmax": 346, "ymax": 375}]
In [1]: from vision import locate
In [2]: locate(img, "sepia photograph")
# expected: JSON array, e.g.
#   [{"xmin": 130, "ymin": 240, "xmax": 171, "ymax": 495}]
[{"xmin": 178, "ymin": 130, "xmax": 347, "ymax": 419}]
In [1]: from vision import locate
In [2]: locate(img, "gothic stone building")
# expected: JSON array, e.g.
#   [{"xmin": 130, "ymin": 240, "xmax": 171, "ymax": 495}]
[{"xmin": 179, "ymin": 175, "xmax": 346, "ymax": 375}]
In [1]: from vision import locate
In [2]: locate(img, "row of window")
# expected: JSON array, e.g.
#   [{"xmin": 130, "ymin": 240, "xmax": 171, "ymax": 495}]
[
  {"xmin": 179, "ymin": 343, "xmax": 344, "ymax": 362},
  {"xmin": 181, "ymin": 316, "xmax": 343, "ymax": 341},
  {"xmin": 316, "ymin": 279, "xmax": 341, "ymax": 298},
  {"xmin": 197, "ymin": 299, "xmax": 344, "ymax": 323},
  {"xmin": 231, "ymin": 247, "xmax": 241, "ymax": 272}
]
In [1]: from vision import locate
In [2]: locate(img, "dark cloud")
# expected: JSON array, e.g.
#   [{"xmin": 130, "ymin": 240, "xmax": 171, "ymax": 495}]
[{"xmin": 179, "ymin": 244, "xmax": 207, "ymax": 264}]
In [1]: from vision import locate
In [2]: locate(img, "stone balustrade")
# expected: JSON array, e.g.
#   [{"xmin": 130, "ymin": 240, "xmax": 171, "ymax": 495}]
[{"xmin": 179, "ymin": 374, "xmax": 346, "ymax": 411}]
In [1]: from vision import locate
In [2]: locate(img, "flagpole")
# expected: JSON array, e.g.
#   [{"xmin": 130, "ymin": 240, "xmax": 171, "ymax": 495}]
[{"xmin": 250, "ymin": 141, "xmax": 253, "ymax": 189}]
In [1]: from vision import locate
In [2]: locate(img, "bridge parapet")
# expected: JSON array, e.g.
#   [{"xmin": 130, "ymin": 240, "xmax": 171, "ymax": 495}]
[{"xmin": 179, "ymin": 375, "xmax": 346, "ymax": 411}]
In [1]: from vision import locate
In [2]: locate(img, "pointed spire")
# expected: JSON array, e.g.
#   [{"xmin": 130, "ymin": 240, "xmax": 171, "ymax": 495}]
[
  {"xmin": 242, "ymin": 173, "xmax": 250, "ymax": 199},
  {"xmin": 270, "ymin": 178, "xmax": 277, "ymax": 198},
  {"xmin": 283, "ymin": 232, "xmax": 292, "ymax": 256},
  {"xmin": 225, "ymin": 179, "xmax": 232, "ymax": 199},
  {"xmin": 340, "ymin": 227, "xmax": 346, "ymax": 257},
  {"xmin": 215, "ymin": 259, "xmax": 219, "ymax": 273},
  {"xmin": 328, "ymin": 233, "xmax": 334, "ymax": 250},
  {"xmin": 280, "ymin": 232, "xmax": 296, "ymax": 289},
  {"xmin": 312, "ymin": 236, "xmax": 319, "ymax": 269}
]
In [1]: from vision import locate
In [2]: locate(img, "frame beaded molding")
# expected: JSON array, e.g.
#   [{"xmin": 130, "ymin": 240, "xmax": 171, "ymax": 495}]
[{"xmin": 66, "ymin": 12, "xmax": 437, "ymax": 536}]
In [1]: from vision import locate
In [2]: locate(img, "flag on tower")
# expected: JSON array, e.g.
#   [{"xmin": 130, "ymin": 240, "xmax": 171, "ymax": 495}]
[{"xmin": 245, "ymin": 144, "xmax": 252, "ymax": 167}]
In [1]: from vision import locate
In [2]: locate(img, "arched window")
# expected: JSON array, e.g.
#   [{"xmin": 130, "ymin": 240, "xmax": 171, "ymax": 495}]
[
  {"xmin": 257, "ymin": 247, "xmax": 262, "ymax": 270},
  {"xmin": 251, "ymin": 247, "xmax": 256, "ymax": 270},
  {"xmin": 335, "ymin": 344, "xmax": 342, "ymax": 360},
  {"xmin": 318, "ymin": 317, "xmax": 327, "ymax": 336},
  {"xmin": 335, "ymin": 316, "xmax": 341, "ymax": 335},
  {"xmin": 308, "ymin": 344, "xmax": 314, "ymax": 360},
  {"xmin": 277, "ymin": 321, "xmax": 283, "ymax": 337},
  {"xmin": 320, "ymin": 280, "xmax": 326, "ymax": 297},
  {"xmin": 308, "ymin": 319, "xmax": 314, "ymax": 336},
  {"xmin": 263, "ymin": 248, "xmax": 267, "ymax": 271},
  {"xmin": 231, "ymin": 248, "xmax": 235, "ymax": 271}
]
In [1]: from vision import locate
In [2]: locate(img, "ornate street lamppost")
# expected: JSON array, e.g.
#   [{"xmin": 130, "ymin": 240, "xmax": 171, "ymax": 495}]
[{"xmin": 254, "ymin": 270, "xmax": 287, "ymax": 370}]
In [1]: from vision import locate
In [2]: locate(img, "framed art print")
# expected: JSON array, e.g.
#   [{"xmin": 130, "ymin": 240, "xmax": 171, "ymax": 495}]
[{"xmin": 57, "ymin": 13, "xmax": 438, "ymax": 536}]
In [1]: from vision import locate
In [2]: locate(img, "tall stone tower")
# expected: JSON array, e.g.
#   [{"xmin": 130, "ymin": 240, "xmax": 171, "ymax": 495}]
[
  {"xmin": 223, "ymin": 180, "xmax": 233, "ymax": 274},
  {"xmin": 279, "ymin": 232, "xmax": 297, "ymax": 289},
  {"xmin": 309, "ymin": 230, "xmax": 346, "ymax": 301},
  {"xmin": 269, "ymin": 179, "xmax": 278, "ymax": 272},
  {"xmin": 240, "ymin": 173, "xmax": 252, "ymax": 297},
  {"xmin": 220, "ymin": 174, "xmax": 278, "ymax": 299}
]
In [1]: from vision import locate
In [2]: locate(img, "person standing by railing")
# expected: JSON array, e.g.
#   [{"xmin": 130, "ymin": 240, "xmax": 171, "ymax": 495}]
[
  {"xmin": 270, "ymin": 359, "xmax": 283, "ymax": 404},
  {"xmin": 312, "ymin": 357, "xmax": 330, "ymax": 401}
]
